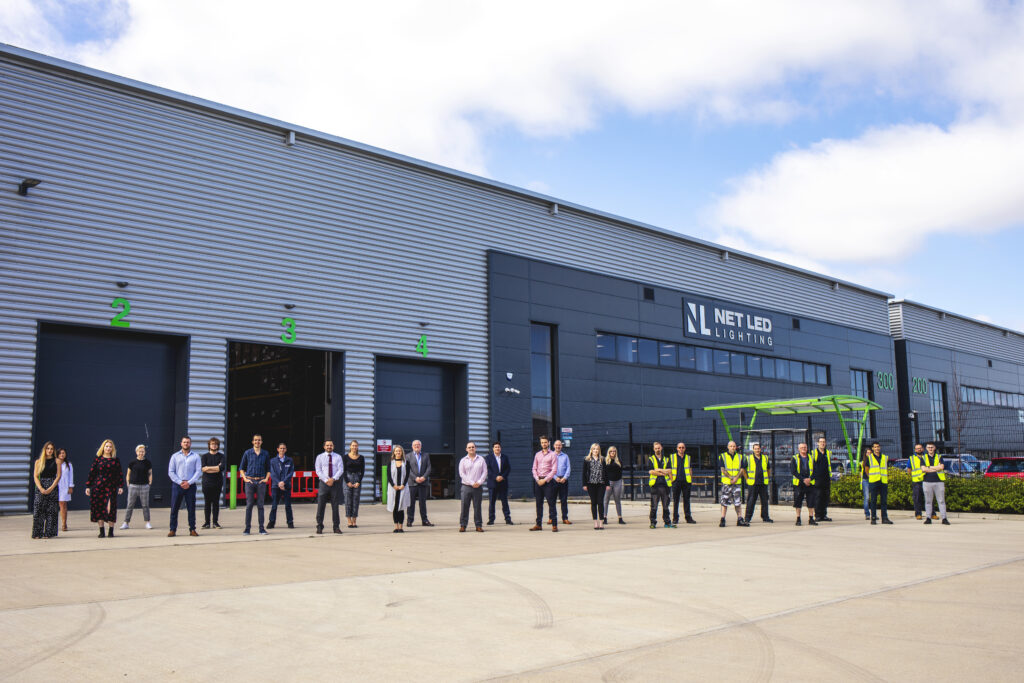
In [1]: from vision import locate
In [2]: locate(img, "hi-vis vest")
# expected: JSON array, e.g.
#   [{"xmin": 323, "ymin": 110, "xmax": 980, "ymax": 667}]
[
  {"xmin": 792, "ymin": 455, "xmax": 815, "ymax": 486},
  {"xmin": 910, "ymin": 455, "xmax": 924, "ymax": 483},
  {"xmin": 866, "ymin": 452, "xmax": 889, "ymax": 484},
  {"xmin": 719, "ymin": 452, "xmax": 742, "ymax": 485},
  {"xmin": 671, "ymin": 452, "xmax": 692, "ymax": 484},
  {"xmin": 813, "ymin": 449, "xmax": 832, "ymax": 477},
  {"xmin": 649, "ymin": 455, "xmax": 675, "ymax": 487},
  {"xmin": 923, "ymin": 453, "xmax": 946, "ymax": 481},
  {"xmin": 745, "ymin": 454, "xmax": 769, "ymax": 486}
]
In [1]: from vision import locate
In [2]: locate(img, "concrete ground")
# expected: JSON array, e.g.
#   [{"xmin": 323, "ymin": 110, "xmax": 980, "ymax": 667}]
[{"xmin": 1, "ymin": 498, "xmax": 1021, "ymax": 682}]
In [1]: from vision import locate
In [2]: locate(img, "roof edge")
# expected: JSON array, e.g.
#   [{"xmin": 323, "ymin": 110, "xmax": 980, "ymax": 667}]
[{"xmin": 889, "ymin": 299, "xmax": 1023, "ymax": 338}]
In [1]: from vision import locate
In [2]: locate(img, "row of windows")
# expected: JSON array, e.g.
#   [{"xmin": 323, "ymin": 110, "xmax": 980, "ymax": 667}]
[
  {"xmin": 595, "ymin": 333, "xmax": 830, "ymax": 385},
  {"xmin": 960, "ymin": 385, "xmax": 1024, "ymax": 409}
]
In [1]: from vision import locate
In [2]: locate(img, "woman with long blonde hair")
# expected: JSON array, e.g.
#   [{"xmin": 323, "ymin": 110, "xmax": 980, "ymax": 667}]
[
  {"xmin": 31, "ymin": 441, "xmax": 62, "ymax": 538},
  {"xmin": 387, "ymin": 445, "xmax": 410, "ymax": 532},
  {"xmin": 582, "ymin": 443, "xmax": 609, "ymax": 529},
  {"xmin": 84, "ymin": 439, "xmax": 124, "ymax": 537},
  {"xmin": 603, "ymin": 446, "xmax": 626, "ymax": 525}
]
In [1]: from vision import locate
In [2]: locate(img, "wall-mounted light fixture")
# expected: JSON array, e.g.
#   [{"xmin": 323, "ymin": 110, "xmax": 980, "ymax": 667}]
[
  {"xmin": 720, "ymin": 250, "xmax": 730, "ymax": 261},
  {"xmin": 831, "ymin": 282, "xmax": 840, "ymax": 291},
  {"xmin": 548, "ymin": 203, "xmax": 559, "ymax": 216},
  {"xmin": 284, "ymin": 303, "xmax": 296, "ymax": 310},
  {"xmin": 17, "ymin": 178, "xmax": 41, "ymax": 196},
  {"xmin": 115, "ymin": 281, "xmax": 129, "ymax": 288},
  {"xmin": 285, "ymin": 131, "xmax": 296, "ymax": 146},
  {"xmin": 419, "ymin": 321, "xmax": 429, "ymax": 328}
]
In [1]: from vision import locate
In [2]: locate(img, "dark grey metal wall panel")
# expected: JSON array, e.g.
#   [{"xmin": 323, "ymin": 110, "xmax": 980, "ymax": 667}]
[{"xmin": 891, "ymin": 302, "xmax": 1024, "ymax": 364}]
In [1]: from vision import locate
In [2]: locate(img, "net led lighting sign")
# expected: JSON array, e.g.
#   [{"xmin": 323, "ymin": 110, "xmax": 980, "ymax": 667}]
[{"xmin": 683, "ymin": 297, "xmax": 775, "ymax": 350}]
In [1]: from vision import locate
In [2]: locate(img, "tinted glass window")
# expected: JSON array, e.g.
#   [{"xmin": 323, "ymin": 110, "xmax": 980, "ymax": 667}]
[
  {"xmin": 730, "ymin": 352, "xmax": 746, "ymax": 375},
  {"xmin": 659, "ymin": 342, "xmax": 677, "ymax": 367},
  {"xmin": 803, "ymin": 363, "xmax": 816, "ymax": 383},
  {"xmin": 616, "ymin": 336, "xmax": 637, "ymax": 363},
  {"xmin": 816, "ymin": 365, "xmax": 828, "ymax": 385},
  {"xmin": 678, "ymin": 344, "xmax": 695, "ymax": 370},
  {"xmin": 638, "ymin": 338, "xmax": 658, "ymax": 365},
  {"xmin": 761, "ymin": 356, "xmax": 775, "ymax": 378},
  {"xmin": 776, "ymin": 358, "xmax": 790, "ymax": 381},
  {"xmin": 530, "ymin": 325, "xmax": 551, "ymax": 354},
  {"xmin": 714, "ymin": 349, "xmax": 730, "ymax": 374},
  {"xmin": 746, "ymin": 355, "xmax": 761, "ymax": 377},
  {"xmin": 596, "ymin": 333, "xmax": 615, "ymax": 360},
  {"xmin": 696, "ymin": 347, "xmax": 713, "ymax": 373},
  {"xmin": 531, "ymin": 354, "xmax": 551, "ymax": 397}
]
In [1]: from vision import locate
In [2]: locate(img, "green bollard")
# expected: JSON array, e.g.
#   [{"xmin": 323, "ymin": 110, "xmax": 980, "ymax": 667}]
[
  {"xmin": 229, "ymin": 465, "xmax": 238, "ymax": 510},
  {"xmin": 381, "ymin": 465, "xmax": 388, "ymax": 504}
]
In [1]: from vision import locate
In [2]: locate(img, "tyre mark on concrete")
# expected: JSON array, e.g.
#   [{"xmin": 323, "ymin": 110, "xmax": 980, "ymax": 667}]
[
  {"xmin": 482, "ymin": 554, "xmax": 1024, "ymax": 681},
  {"xmin": 1, "ymin": 602, "xmax": 106, "ymax": 681}
]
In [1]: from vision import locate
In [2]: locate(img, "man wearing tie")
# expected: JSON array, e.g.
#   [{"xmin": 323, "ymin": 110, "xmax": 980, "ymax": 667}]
[
  {"xmin": 268, "ymin": 442, "xmax": 295, "ymax": 530},
  {"xmin": 314, "ymin": 440, "xmax": 344, "ymax": 535},
  {"xmin": 485, "ymin": 441, "xmax": 513, "ymax": 525},
  {"xmin": 406, "ymin": 439, "xmax": 434, "ymax": 527}
]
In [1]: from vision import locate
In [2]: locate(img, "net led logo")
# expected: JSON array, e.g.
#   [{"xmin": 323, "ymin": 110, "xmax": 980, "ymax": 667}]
[{"xmin": 684, "ymin": 298, "xmax": 774, "ymax": 350}]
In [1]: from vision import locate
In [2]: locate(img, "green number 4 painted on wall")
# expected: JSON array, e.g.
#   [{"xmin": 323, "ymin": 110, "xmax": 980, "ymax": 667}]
[{"xmin": 416, "ymin": 335, "xmax": 429, "ymax": 357}]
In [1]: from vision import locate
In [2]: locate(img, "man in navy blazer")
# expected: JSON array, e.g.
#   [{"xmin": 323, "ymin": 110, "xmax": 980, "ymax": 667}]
[
  {"xmin": 268, "ymin": 442, "xmax": 295, "ymax": 529},
  {"xmin": 485, "ymin": 441, "xmax": 513, "ymax": 525},
  {"xmin": 406, "ymin": 439, "xmax": 434, "ymax": 527}
]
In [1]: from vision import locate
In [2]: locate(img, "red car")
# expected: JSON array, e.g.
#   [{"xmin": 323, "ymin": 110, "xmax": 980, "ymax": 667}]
[{"xmin": 984, "ymin": 457, "xmax": 1024, "ymax": 478}]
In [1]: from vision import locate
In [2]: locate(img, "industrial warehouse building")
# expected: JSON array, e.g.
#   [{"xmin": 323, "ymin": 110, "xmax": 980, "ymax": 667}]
[{"xmin": 3, "ymin": 44, "xmax": 1023, "ymax": 512}]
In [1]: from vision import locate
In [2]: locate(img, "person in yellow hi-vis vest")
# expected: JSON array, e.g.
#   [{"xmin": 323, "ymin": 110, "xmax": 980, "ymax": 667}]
[
  {"xmin": 865, "ymin": 442, "xmax": 893, "ymax": 525},
  {"xmin": 743, "ymin": 442, "xmax": 773, "ymax": 524},
  {"xmin": 921, "ymin": 442, "xmax": 950, "ymax": 525},
  {"xmin": 648, "ymin": 442, "xmax": 674, "ymax": 529},
  {"xmin": 909, "ymin": 443, "xmax": 925, "ymax": 519},
  {"xmin": 719, "ymin": 441, "xmax": 749, "ymax": 527},
  {"xmin": 792, "ymin": 443, "xmax": 817, "ymax": 526},
  {"xmin": 670, "ymin": 442, "xmax": 695, "ymax": 525}
]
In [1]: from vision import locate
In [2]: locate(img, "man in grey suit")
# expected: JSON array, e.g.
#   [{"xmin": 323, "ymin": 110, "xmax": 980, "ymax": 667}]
[{"xmin": 406, "ymin": 439, "xmax": 434, "ymax": 527}]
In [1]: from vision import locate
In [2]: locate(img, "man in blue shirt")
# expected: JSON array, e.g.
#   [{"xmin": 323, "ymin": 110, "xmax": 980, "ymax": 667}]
[
  {"xmin": 552, "ymin": 439, "xmax": 573, "ymax": 525},
  {"xmin": 239, "ymin": 434, "xmax": 271, "ymax": 535},
  {"xmin": 268, "ymin": 442, "xmax": 295, "ymax": 529},
  {"xmin": 167, "ymin": 436, "xmax": 202, "ymax": 537}
]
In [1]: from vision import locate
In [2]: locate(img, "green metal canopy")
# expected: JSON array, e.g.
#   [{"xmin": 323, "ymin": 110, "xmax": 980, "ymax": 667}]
[{"xmin": 703, "ymin": 395, "xmax": 883, "ymax": 469}]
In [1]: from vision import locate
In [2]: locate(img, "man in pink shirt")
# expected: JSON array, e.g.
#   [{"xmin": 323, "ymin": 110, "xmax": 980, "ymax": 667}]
[
  {"xmin": 458, "ymin": 442, "xmax": 488, "ymax": 532},
  {"xmin": 530, "ymin": 436, "xmax": 559, "ymax": 532}
]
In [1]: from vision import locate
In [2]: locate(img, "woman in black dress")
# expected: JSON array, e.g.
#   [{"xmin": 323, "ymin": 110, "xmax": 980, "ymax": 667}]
[
  {"xmin": 344, "ymin": 440, "xmax": 365, "ymax": 528},
  {"xmin": 31, "ymin": 441, "xmax": 62, "ymax": 538},
  {"xmin": 85, "ymin": 439, "xmax": 124, "ymax": 538}
]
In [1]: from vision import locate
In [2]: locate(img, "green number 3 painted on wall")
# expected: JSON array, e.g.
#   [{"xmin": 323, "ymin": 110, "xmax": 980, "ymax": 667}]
[
  {"xmin": 281, "ymin": 317, "xmax": 297, "ymax": 344},
  {"xmin": 110, "ymin": 297, "xmax": 130, "ymax": 328}
]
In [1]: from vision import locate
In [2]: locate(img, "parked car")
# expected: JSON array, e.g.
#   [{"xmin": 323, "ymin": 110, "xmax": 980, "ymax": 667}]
[
  {"xmin": 984, "ymin": 457, "xmax": 1024, "ymax": 478},
  {"xmin": 941, "ymin": 455, "xmax": 983, "ymax": 477}
]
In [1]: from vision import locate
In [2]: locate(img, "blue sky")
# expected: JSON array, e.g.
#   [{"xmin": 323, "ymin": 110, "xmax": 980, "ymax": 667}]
[{"xmin": 4, "ymin": 0, "xmax": 1024, "ymax": 331}]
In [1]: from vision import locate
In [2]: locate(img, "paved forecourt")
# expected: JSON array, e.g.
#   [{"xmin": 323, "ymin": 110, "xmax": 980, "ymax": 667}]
[{"xmin": 1, "ymin": 500, "xmax": 1021, "ymax": 681}]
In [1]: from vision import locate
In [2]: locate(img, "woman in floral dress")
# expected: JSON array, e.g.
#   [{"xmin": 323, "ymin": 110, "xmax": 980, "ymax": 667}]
[{"xmin": 85, "ymin": 439, "xmax": 123, "ymax": 538}]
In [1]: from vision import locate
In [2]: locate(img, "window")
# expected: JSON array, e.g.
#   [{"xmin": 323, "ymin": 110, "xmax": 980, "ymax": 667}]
[
  {"xmin": 714, "ymin": 349, "xmax": 730, "ymax": 374},
  {"xmin": 659, "ymin": 342, "xmax": 677, "ymax": 367},
  {"xmin": 638, "ymin": 338, "xmax": 658, "ymax": 365},
  {"xmin": 776, "ymin": 358, "xmax": 790, "ymax": 381},
  {"xmin": 696, "ymin": 347, "xmax": 713, "ymax": 372},
  {"xmin": 531, "ymin": 323, "xmax": 556, "ymax": 442},
  {"xmin": 803, "ymin": 363, "xmax": 816, "ymax": 384},
  {"xmin": 850, "ymin": 368, "xmax": 875, "ymax": 438},
  {"xmin": 596, "ymin": 333, "xmax": 615, "ymax": 361},
  {"xmin": 616, "ymin": 336, "xmax": 637, "ymax": 363},
  {"xmin": 747, "ymin": 355, "xmax": 762, "ymax": 377},
  {"xmin": 816, "ymin": 365, "xmax": 829, "ymax": 385},
  {"xmin": 730, "ymin": 352, "xmax": 746, "ymax": 375},
  {"xmin": 929, "ymin": 381, "xmax": 948, "ymax": 442},
  {"xmin": 678, "ymin": 344, "xmax": 695, "ymax": 370},
  {"xmin": 761, "ymin": 357, "xmax": 775, "ymax": 379}
]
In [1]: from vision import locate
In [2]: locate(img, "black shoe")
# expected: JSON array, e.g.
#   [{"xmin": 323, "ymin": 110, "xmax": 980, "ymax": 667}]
[
  {"xmin": 333, "ymin": 528, "xmax": 343, "ymax": 534},
  {"xmin": 267, "ymin": 523, "xmax": 275, "ymax": 529},
  {"xmin": 685, "ymin": 518, "xmax": 696, "ymax": 524},
  {"xmin": 422, "ymin": 521, "xmax": 434, "ymax": 527},
  {"xmin": 737, "ymin": 519, "xmax": 750, "ymax": 527},
  {"xmin": 819, "ymin": 516, "xmax": 833, "ymax": 522},
  {"xmin": 795, "ymin": 519, "xmax": 802, "ymax": 526},
  {"xmin": 924, "ymin": 518, "xmax": 932, "ymax": 525},
  {"xmin": 602, "ymin": 518, "xmax": 608, "ymax": 524},
  {"xmin": 393, "ymin": 529, "xmax": 401, "ymax": 533},
  {"xmin": 882, "ymin": 519, "xmax": 894, "ymax": 525},
  {"xmin": 870, "ymin": 519, "xmax": 877, "ymax": 525},
  {"xmin": 486, "ymin": 521, "xmax": 494, "ymax": 526},
  {"xmin": 941, "ymin": 518, "xmax": 950, "ymax": 525},
  {"xmin": 809, "ymin": 518, "xmax": 818, "ymax": 526},
  {"xmin": 213, "ymin": 523, "xmax": 222, "ymax": 529},
  {"xmin": 287, "ymin": 523, "xmax": 294, "ymax": 529},
  {"xmin": 107, "ymin": 527, "xmax": 114, "ymax": 537},
  {"xmin": 505, "ymin": 520, "xmax": 514, "ymax": 525},
  {"xmin": 672, "ymin": 518, "xmax": 680, "ymax": 525},
  {"xmin": 871, "ymin": 517, "xmax": 878, "ymax": 522},
  {"xmin": 99, "ymin": 528, "xmax": 106, "ymax": 537},
  {"xmin": 719, "ymin": 519, "xmax": 726, "ymax": 528},
  {"xmin": 201, "ymin": 523, "xmax": 211, "ymax": 529},
  {"xmin": 764, "ymin": 518, "xmax": 774, "ymax": 523},
  {"xmin": 650, "ymin": 523, "xmax": 657, "ymax": 529},
  {"xmin": 316, "ymin": 527, "xmax": 323, "ymax": 534},
  {"xmin": 619, "ymin": 518, "xmax": 627, "ymax": 525}
]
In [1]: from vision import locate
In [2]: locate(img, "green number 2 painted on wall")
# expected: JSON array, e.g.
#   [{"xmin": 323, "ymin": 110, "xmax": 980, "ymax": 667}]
[
  {"xmin": 416, "ymin": 334, "xmax": 429, "ymax": 357},
  {"xmin": 110, "ymin": 297, "xmax": 130, "ymax": 328},
  {"xmin": 281, "ymin": 317, "xmax": 297, "ymax": 344}
]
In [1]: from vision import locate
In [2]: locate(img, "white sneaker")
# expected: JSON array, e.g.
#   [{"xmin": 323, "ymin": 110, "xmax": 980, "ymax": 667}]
[
  {"xmin": 145, "ymin": 522, "xmax": 152, "ymax": 529},
  {"xmin": 120, "ymin": 522, "xmax": 129, "ymax": 530}
]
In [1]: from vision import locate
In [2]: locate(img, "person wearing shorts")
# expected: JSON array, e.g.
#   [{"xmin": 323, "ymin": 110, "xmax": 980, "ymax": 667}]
[
  {"xmin": 718, "ymin": 441, "xmax": 749, "ymax": 527},
  {"xmin": 792, "ymin": 443, "xmax": 817, "ymax": 526}
]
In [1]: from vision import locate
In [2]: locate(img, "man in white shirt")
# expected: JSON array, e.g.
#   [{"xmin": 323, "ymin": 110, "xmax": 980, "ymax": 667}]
[{"xmin": 314, "ymin": 440, "xmax": 344, "ymax": 535}]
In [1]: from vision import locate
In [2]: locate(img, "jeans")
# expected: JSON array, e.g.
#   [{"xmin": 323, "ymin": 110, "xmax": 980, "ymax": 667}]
[
  {"xmin": 650, "ymin": 484, "xmax": 670, "ymax": 524},
  {"xmin": 744, "ymin": 483, "xmax": 770, "ymax": 521},
  {"xmin": 408, "ymin": 483, "xmax": 430, "ymax": 524},
  {"xmin": 672, "ymin": 480, "xmax": 692, "ymax": 522},
  {"xmin": 862, "ymin": 479, "xmax": 871, "ymax": 517},
  {"xmin": 555, "ymin": 479, "xmax": 570, "ymax": 520},
  {"xmin": 244, "ymin": 480, "xmax": 266, "ymax": 532},
  {"xmin": 269, "ymin": 484, "xmax": 293, "ymax": 526},
  {"xmin": 124, "ymin": 484, "xmax": 151, "ymax": 523},
  {"xmin": 460, "ymin": 485, "xmax": 483, "ymax": 528},
  {"xmin": 911, "ymin": 482, "xmax": 924, "ymax": 517},
  {"xmin": 169, "ymin": 484, "xmax": 197, "ymax": 532},
  {"xmin": 923, "ymin": 481, "xmax": 947, "ymax": 519},
  {"xmin": 488, "ymin": 480, "xmax": 511, "ymax": 523},
  {"xmin": 202, "ymin": 482, "xmax": 221, "ymax": 525},
  {"xmin": 586, "ymin": 483, "xmax": 606, "ymax": 520},
  {"xmin": 869, "ymin": 481, "xmax": 889, "ymax": 520},
  {"xmin": 344, "ymin": 484, "xmax": 361, "ymax": 518},
  {"xmin": 535, "ymin": 481, "xmax": 557, "ymax": 526},
  {"xmin": 604, "ymin": 480, "xmax": 623, "ymax": 519}
]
